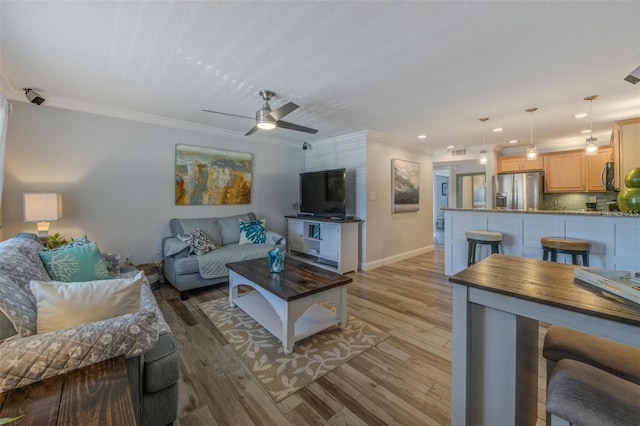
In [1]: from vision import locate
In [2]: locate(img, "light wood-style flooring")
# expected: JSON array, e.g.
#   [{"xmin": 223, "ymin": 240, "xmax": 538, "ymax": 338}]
[{"xmin": 154, "ymin": 246, "xmax": 549, "ymax": 425}]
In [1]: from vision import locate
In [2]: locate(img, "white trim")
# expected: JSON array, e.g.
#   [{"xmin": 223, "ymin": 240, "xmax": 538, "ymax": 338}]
[
  {"xmin": 361, "ymin": 245, "xmax": 434, "ymax": 271},
  {"xmin": 5, "ymin": 93, "xmax": 301, "ymax": 149}
]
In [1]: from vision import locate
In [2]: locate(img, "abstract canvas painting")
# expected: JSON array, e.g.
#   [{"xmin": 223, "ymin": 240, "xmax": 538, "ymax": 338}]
[
  {"xmin": 392, "ymin": 158, "xmax": 420, "ymax": 213},
  {"xmin": 175, "ymin": 144, "xmax": 252, "ymax": 205}
]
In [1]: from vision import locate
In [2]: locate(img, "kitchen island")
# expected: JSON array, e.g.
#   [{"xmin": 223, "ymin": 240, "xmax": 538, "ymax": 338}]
[{"xmin": 443, "ymin": 208, "xmax": 640, "ymax": 275}]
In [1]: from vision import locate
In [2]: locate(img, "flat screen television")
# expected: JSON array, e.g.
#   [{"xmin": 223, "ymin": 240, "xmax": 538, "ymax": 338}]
[{"xmin": 300, "ymin": 168, "xmax": 347, "ymax": 218}]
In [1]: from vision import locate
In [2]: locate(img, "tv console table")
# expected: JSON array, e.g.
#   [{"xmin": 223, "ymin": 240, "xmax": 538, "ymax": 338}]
[{"xmin": 285, "ymin": 216, "xmax": 361, "ymax": 274}]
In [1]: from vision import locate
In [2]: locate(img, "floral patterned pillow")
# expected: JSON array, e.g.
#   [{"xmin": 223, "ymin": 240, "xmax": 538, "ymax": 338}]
[
  {"xmin": 38, "ymin": 241, "xmax": 111, "ymax": 282},
  {"xmin": 177, "ymin": 229, "xmax": 215, "ymax": 256},
  {"xmin": 239, "ymin": 219, "xmax": 266, "ymax": 245}
]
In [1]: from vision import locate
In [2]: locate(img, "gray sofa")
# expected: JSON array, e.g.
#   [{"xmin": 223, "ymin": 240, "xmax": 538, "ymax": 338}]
[
  {"xmin": 0, "ymin": 234, "xmax": 179, "ymax": 426},
  {"xmin": 162, "ymin": 212, "xmax": 285, "ymax": 299}
]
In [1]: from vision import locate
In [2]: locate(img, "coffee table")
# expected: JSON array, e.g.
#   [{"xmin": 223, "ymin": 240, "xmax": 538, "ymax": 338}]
[{"xmin": 227, "ymin": 257, "xmax": 352, "ymax": 354}]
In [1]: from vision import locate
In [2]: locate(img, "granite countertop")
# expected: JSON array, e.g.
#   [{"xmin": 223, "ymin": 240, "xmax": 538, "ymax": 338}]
[{"xmin": 442, "ymin": 208, "xmax": 639, "ymax": 217}]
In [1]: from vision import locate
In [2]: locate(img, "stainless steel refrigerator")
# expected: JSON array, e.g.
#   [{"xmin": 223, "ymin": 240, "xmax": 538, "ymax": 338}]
[{"xmin": 492, "ymin": 172, "xmax": 544, "ymax": 210}]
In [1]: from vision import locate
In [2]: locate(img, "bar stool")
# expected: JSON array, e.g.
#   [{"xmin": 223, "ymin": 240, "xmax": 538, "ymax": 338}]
[
  {"xmin": 465, "ymin": 230, "xmax": 503, "ymax": 266},
  {"xmin": 547, "ymin": 358, "xmax": 640, "ymax": 426},
  {"xmin": 543, "ymin": 325, "xmax": 640, "ymax": 425},
  {"xmin": 541, "ymin": 237, "xmax": 591, "ymax": 266}
]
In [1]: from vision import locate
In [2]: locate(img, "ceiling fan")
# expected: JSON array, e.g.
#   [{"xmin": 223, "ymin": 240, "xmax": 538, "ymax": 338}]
[{"xmin": 202, "ymin": 89, "xmax": 318, "ymax": 136}]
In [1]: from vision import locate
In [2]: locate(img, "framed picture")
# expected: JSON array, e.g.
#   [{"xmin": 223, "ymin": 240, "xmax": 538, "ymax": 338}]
[
  {"xmin": 391, "ymin": 158, "xmax": 420, "ymax": 213},
  {"xmin": 442, "ymin": 182, "xmax": 448, "ymax": 196},
  {"xmin": 175, "ymin": 144, "xmax": 252, "ymax": 205}
]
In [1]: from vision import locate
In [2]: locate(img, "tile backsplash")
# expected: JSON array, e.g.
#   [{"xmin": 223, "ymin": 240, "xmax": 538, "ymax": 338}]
[{"xmin": 544, "ymin": 192, "xmax": 618, "ymax": 211}]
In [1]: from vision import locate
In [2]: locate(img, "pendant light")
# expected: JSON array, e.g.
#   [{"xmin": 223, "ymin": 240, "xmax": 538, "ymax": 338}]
[
  {"xmin": 584, "ymin": 95, "xmax": 599, "ymax": 155},
  {"xmin": 479, "ymin": 117, "xmax": 489, "ymax": 164},
  {"xmin": 525, "ymin": 107, "xmax": 538, "ymax": 160}
]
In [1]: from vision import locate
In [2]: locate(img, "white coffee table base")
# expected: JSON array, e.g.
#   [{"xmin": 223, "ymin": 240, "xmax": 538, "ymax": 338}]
[{"xmin": 229, "ymin": 270, "xmax": 347, "ymax": 354}]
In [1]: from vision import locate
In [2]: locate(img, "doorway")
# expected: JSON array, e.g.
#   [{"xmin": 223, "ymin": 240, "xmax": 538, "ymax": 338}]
[
  {"xmin": 456, "ymin": 172, "xmax": 486, "ymax": 209},
  {"xmin": 433, "ymin": 168, "xmax": 450, "ymax": 245}
]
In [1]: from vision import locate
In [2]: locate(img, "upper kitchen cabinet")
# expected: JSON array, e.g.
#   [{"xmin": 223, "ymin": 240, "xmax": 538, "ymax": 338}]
[
  {"xmin": 611, "ymin": 118, "xmax": 640, "ymax": 191},
  {"xmin": 497, "ymin": 154, "xmax": 544, "ymax": 173},
  {"xmin": 586, "ymin": 147, "xmax": 613, "ymax": 192},
  {"xmin": 545, "ymin": 147, "xmax": 613, "ymax": 193},
  {"xmin": 545, "ymin": 150, "xmax": 586, "ymax": 192}
]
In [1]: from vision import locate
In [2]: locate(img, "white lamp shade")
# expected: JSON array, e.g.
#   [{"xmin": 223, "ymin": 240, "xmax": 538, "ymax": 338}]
[{"xmin": 23, "ymin": 193, "xmax": 63, "ymax": 222}]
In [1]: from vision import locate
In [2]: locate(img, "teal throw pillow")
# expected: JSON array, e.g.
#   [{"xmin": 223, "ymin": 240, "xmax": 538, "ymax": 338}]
[
  {"xmin": 239, "ymin": 219, "xmax": 266, "ymax": 245},
  {"xmin": 39, "ymin": 241, "xmax": 111, "ymax": 282}
]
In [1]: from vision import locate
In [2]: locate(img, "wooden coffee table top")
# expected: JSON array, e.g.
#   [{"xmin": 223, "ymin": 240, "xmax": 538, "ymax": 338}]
[{"xmin": 227, "ymin": 257, "xmax": 352, "ymax": 302}]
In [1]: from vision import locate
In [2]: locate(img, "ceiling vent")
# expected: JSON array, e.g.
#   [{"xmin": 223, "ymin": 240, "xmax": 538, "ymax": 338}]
[{"xmin": 451, "ymin": 148, "xmax": 467, "ymax": 157}]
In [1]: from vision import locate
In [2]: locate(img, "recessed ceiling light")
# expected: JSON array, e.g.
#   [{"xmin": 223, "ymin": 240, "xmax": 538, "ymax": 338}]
[
  {"xmin": 492, "ymin": 127, "xmax": 503, "ymax": 132},
  {"xmin": 418, "ymin": 134, "xmax": 427, "ymax": 139},
  {"xmin": 446, "ymin": 145, "xmax": 455, "ymax": 149},
  {"xmin": 580, "ymin": 129, "xmax": 591, "ymax": 134},
  {"xmin": 574, "ymin": 113, "xmax": 588, "ymax": 118},
  {"xmin": 509, "ymin": 139, "xmax": 519, "ymax": 144}
]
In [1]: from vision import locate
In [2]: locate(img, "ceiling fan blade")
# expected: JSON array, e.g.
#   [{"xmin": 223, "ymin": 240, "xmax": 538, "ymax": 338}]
[
  {"xmin": 268, "ymin": 102, "xmax": 299, "ymax": 121},
  {"xmin": 276, "ymin": 120, "xmax": 318, "ymax": 134},
  {"xmin": 245, "ymin": 125, "xmax": 259, "ymax": 136},
  {"xmin": 201, "ymin": 109, "xmax": 254, "ymax": 120}
]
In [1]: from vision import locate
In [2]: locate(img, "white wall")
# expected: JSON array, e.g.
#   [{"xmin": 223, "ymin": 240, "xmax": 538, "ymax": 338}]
[
  {"xmin": 303, "ymin": 131, "xmax": 368, "ymax": 263},
  {"xmin": 2, "ymin": 102, "xmax": 303, "ymax": 264},
  {"xmin": 365, "ymin": 132, "xmax": 433, "ymax": 270},
  {"xmin": 302, "ymin": 130, "xmax": 433, "ymax": 270}
]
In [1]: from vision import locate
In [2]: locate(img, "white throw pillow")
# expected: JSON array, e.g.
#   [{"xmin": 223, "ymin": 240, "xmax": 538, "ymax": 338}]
[{"xmin": 30, "ymin": 272, "xmax": 143, "ymax": 334}]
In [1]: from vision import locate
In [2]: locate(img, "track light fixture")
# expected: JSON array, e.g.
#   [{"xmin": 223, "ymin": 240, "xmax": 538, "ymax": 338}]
[{"xmin": 24, "ymin": 88, "xmax": 45, "ymax": 105}]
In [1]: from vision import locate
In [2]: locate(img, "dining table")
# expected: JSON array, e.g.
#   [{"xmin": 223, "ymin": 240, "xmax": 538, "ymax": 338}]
[{"xmin": 449, "ymin": 254, "xmax": 640, "ymax": 426}]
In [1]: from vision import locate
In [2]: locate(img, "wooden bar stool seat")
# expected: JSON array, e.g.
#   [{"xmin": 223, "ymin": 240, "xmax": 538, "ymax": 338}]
[
  {"xmin": 541, "ymin": 237, "xmax": 591, "ymax": 266},
  {"xmin": 465, "ymin": 230, "xmax": 503, "ymax": 266}
]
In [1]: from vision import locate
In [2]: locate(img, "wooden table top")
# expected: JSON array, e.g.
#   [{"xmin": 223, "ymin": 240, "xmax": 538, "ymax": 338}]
[
  {"xmin": 449, "ymin": 254, "xmax": 640, "ymax": 327},
  {"xmin": 227, "ymin": 257, "xmax": 352, "ymax": 302},
  {"xmin": 0, "ymin": 356, "xmax": 136, "ymax": 426}
]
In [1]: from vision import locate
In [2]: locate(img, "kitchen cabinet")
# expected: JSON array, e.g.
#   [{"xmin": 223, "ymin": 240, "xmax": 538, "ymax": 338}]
[
  {"xmin": 586, "ymin": 147, "xmax": 613, "ymax": 191},
  {"xmin": 611, "ymin": 118, "xmax": 640, "ymax": 191},
  {"xmin": 545, "ymin": 147, "xmax": 613, "ymax": 193},
  {"xmin": 545, "ymin": 150, "xmax": 586, "ymax": 192},
  {"xmin": 497, "ymin": 155, "xmax": 544, "ymax": 173}
]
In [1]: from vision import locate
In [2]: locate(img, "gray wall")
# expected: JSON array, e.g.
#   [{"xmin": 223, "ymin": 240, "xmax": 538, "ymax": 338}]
[{"xmin": 2, "ymin": 101, "xmax": 303, "ymax": 264}]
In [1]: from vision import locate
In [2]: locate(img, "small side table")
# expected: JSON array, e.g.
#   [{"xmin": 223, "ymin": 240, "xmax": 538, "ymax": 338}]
[{"xmin": 0, "ymin": 356, "xmax": 136, "ymax": 425}]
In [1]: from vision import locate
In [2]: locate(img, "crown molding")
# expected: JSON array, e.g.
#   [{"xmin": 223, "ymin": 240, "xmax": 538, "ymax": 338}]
[{"xmin": 6, "ymin": 92, "xmax": 301, "ymax": 148}]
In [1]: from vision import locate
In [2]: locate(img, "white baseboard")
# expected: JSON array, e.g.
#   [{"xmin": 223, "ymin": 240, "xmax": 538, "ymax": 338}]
[{"xmin": 360, "ymin": 245, "xmax": 434, "ymax": 271}]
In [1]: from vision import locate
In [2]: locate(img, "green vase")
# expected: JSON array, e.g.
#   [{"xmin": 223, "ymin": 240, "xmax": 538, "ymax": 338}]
[
  {"xmin": 618, "ymin": 187, "xmax": 640, "ymax": 212},
  {"xmin": 624, "ymin": 167, "xmax": 640, "ymax": 188},
  {"xmin": 619, "ymin": 167, "xmax": 640, "ymax": 212}
]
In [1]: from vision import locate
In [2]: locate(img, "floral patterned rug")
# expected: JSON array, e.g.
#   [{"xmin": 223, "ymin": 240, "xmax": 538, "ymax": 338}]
[{"xmin": 199, "ymin": 297, "xmax": 389, "ymax": 402}]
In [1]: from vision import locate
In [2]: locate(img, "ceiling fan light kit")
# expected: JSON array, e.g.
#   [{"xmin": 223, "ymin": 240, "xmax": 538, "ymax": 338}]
[{"xmin": 202, "ymin": 89, "xmax": 318, "ymax": 136}]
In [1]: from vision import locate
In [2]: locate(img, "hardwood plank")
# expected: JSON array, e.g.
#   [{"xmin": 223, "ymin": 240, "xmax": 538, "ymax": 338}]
[{"xmin": 168, "ymin": 297, "xmax": 200, "ymax": 327}]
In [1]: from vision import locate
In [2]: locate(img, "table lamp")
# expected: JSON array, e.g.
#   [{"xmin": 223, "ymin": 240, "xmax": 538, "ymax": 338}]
[{"xmin": 23, "ymin": 192, "xmax": 63, "ymax": 243}]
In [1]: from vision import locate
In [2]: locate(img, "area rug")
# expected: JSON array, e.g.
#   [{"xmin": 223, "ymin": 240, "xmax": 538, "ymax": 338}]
[{"xmin": 199, "ymin": 297, "xmax": 389, "ymax": 402}]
